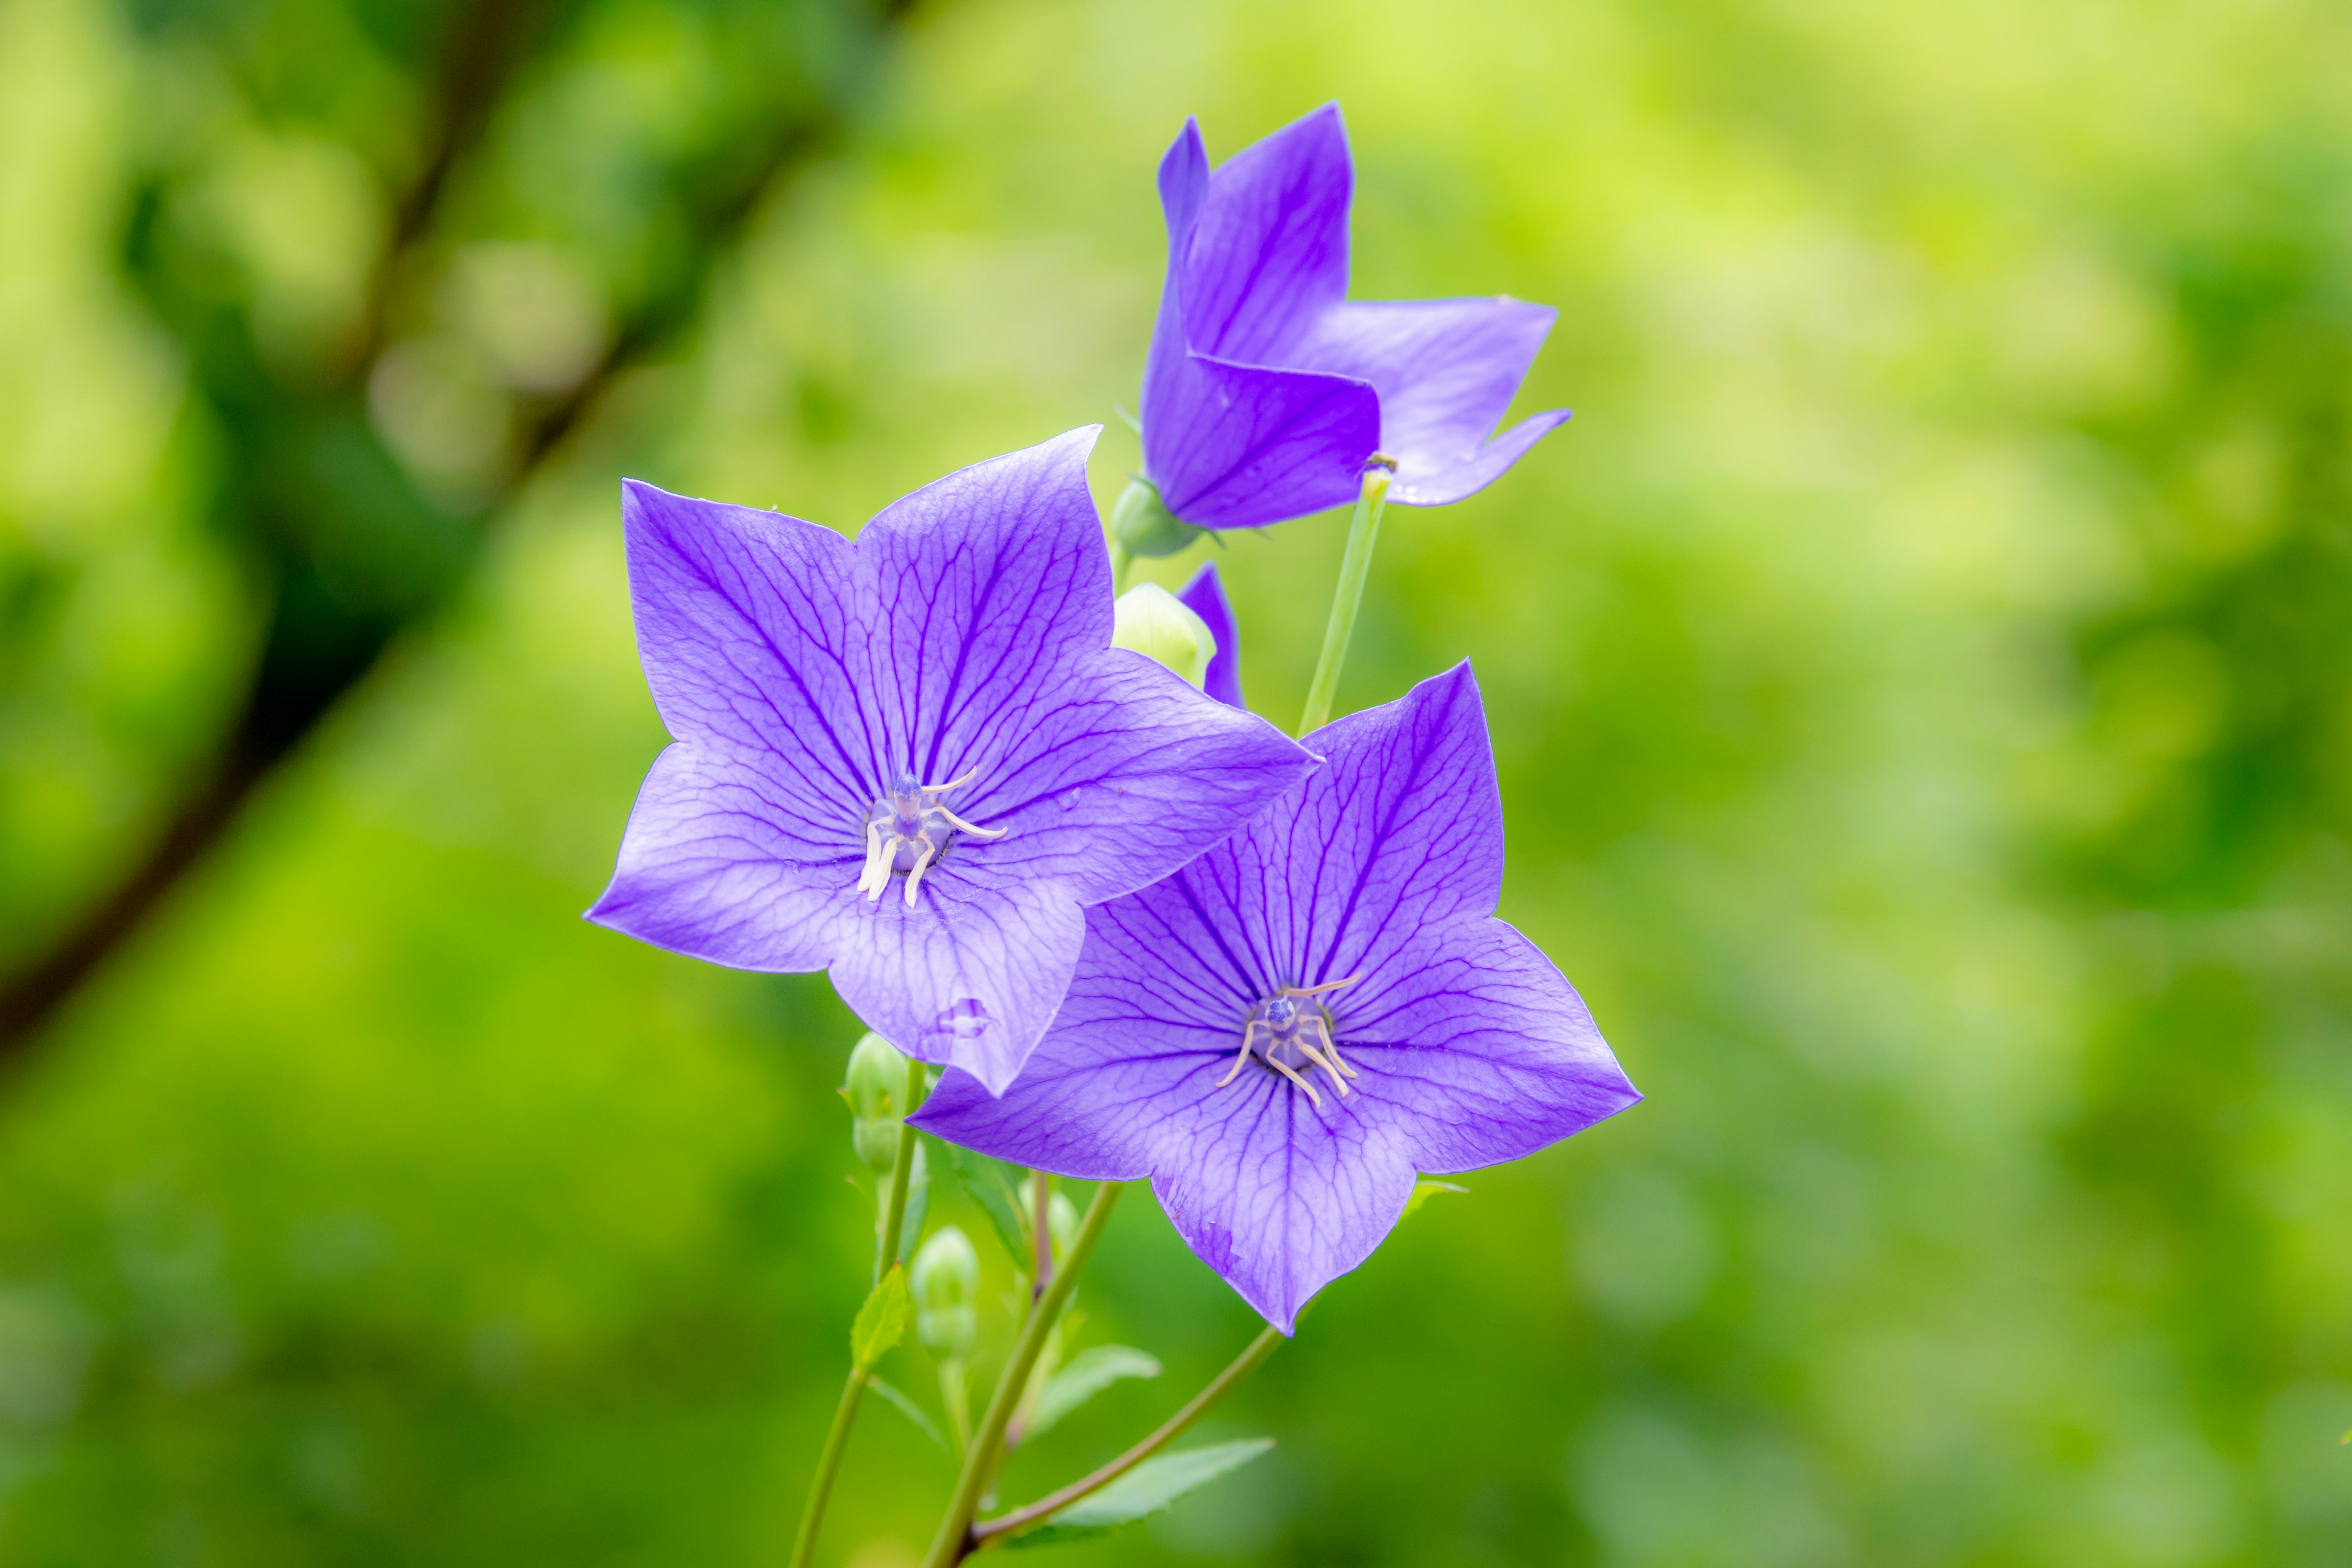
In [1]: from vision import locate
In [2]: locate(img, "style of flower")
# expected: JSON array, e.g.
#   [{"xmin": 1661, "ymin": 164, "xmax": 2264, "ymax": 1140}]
[
  {"xmin": 1134, "ymin": 103, "xmax": 1571, "ymax": 537},
  {"xmin": 1175, "ymin": 560, "xmax": 1243, "ymax": 709},
  {"xmin": 914, "ymin": 662, "xmax": 1637, "ymax": 1330},
  {"xmin": 587, "ymin": 428, "xmax": 1317, "ymax": 1094}
]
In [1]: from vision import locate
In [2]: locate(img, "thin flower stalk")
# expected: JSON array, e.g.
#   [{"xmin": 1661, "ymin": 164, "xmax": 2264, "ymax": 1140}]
[
  {"xmin": 794, "ymin": 1065, "xmax": 924, "ymax": 1568},
  {"xmin": 1297, "ymin": 462, "xmax": 1394, "ymax": 737},
  {"xmin": 921, "ymin": 1182, "xmax": 1125, "ymax": 1568},
  {"xmin": 970, "ymin": 1325, "xmax": 1284, "ymax": 1551}
]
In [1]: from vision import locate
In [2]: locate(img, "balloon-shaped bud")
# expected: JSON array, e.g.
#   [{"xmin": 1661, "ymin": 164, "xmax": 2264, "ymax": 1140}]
[
  {"xmin": 1015, "ymin": 1177, "xmax": 1080, "ymax": 1261},
  {"xmin": 1109, "ymin": 477, "xmax": 1204, "ymax": 560},
  {"xmin": 911, "ymin": 1225, "xmax": 981, "ymax": 1360},
  {"xmin": 842, "ymin": 1031, "xmax": 910, "ymax": 1174},
  {"xmin": 1111, "ymin": 584, "xmax": 1218, "ymax": 690}
]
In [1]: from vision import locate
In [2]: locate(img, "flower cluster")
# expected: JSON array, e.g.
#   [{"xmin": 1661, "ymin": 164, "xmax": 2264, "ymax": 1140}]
[{"xmin": 592, "ymin": 104, "xmax": 1634, "ymax": 1346}]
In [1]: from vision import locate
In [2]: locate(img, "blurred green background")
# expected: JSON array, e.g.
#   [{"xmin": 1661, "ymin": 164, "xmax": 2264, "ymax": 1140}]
[{"xmin": 2, "ymin": 0, "xmax": 2350, "ymax": 1562}]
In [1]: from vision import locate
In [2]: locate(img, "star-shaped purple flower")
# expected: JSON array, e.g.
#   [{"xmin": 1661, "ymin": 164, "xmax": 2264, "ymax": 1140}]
[
  {"xmin": 1130, "ymin": 103, "xmax": 1570, "ymax": 540},
  {"xmin": 913, "ymin": 663, "xmax": 1637, "ymax": 1330},
  {"xmin": 587, "ymin": 428, "xmax": 1317, "ymax": 1094}
]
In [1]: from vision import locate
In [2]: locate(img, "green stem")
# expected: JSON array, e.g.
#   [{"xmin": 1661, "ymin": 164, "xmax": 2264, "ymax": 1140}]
[
  {"xmin": 797, "ymin": 1058, "xmax": 925, "ymax": 1566},
  {"xmin": 876, "ymin": 1056, "xmax": 925, "ymax": 1283},
  {"xmin": 921, "ymin": 1182, "xmax": 1125, "ymax": 1568},
  {"xmin": 1028, "ymin": 1171, "xmax": 1053, "ymax": 1301},
  {"xmin": 969, "ymin": 1325, "xmax": 1283, "ymax": 1551},
  {"xmin": 1109, "ymin": 540, "xmax": 1134, "ymax": 594},
  {"xmin": 1296, "ymin": 465, "xmax": 1395, "ymax": 738},
  {"xmin": 788, "ymin": 1366, "xmax": 871, "ymax": 1568}
]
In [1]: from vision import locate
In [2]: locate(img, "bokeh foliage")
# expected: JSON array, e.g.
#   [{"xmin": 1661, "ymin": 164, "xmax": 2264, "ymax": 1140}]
[{"xmin": 1, "ymin": 0, "xmax": 2348, "ymax": 1563}]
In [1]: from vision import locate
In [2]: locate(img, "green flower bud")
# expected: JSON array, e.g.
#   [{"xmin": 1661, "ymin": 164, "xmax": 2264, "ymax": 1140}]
[
  {"xmin": 1110, "ymin": 584, "xmax": 1218, "ymax": 689},
  {"xmin": 1109, "ymin": 477, "xmax": 1202, "ymax": 561},
  {"xmin": 911, "ymin": 1225, "xmax": 981, "ymax": 1360},
  {"xmin": 842, "ymin": 1031, "xmax": 909, "ymax": 1174},
  {"xmin": 1015, "ymin": 1178, "xmax": 1079, "ymax": 1261}
]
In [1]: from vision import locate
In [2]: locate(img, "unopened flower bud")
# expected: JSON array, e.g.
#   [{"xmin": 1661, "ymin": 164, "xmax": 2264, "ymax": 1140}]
[
  {"xmin": 1016, "ymin": 1177, "xmax": 1079, "ymax": 1260},
  {"xmin": 842, "ymin": 1031, "xmax": 910, "ymax": 1174},
  {"xmin": 1109, "ymin": 477, "xmax": 1202, "ymax": 561},
  {"xmin": 1111, "ymin": 584, "xmax": 1218, "ymax": 690},
  {"xmin": 911, "ymin": 1225, "xmax": 981, "ymax": 1360}
]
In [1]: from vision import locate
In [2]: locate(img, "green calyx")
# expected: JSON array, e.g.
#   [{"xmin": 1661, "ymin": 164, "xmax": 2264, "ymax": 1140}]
[{"xmin": 1109, "ymin": 477, "xmax": 1203, "ymax": 562}]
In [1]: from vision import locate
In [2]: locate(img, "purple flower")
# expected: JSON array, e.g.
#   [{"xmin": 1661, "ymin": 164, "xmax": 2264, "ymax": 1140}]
[
  {"xmin": 587, "ymin": 428, "xmax": 1316, "ymax": 1094},
  {"xmin": 1131, "ymin": 103, "xmax": 1570, "ymax": 540},
  {"xmin": 1175, "ymin": 560, "xmax": 1243, "ymax": 710},
  {"xmin": 913, "ymin": 663, "xmax": 1637, "ymax": 1330}
]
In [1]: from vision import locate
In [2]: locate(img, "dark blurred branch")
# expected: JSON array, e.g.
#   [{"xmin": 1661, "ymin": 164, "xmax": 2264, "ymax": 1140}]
[{"xmin": 0, "ymin": 0, "xmax": 919, "ymax": 1066}]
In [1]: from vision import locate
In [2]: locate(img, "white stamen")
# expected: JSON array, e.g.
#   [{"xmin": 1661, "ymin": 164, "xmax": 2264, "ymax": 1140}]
[
  {"xmin": 932, "ymin": 804, "xmax": 1006, "ymax": 840},
  {"xmin": 1295, "ymin": 1033, "xmax": 1352, "ymax": 1097},
  {"xmin": 924, "ymin": 766, "xmax": 981, "ymax": 794},
  {"xmin": 903, "ymin": 840, "xmax": 937, "ymax": 908},
  {"xmin": 1216, "ymin": 1020, "xmax": 1267, "ymax": 1089},
  {"xmin": 1266, "ymin": 1055, "xmax": 1323, "ymax": 1110}
]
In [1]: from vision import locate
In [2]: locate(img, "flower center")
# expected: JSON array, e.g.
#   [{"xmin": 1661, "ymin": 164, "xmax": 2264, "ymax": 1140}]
[
  {"xmin": 856, "ymin": 767, "xmax": 1006, "ymax": 908},
  {"xmin": 1213, "ymin": 975, "xmax": 1363, "ymax": 1109}
]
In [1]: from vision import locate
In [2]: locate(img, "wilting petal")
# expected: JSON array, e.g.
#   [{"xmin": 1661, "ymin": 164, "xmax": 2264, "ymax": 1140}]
[
  {"xmin": 1177, "ymin": 560, "xmax": 1244, "ymax": 709},
  {"xmin": 1292, "ymin": 298, "xmax": 1569, "ymax": 504}
]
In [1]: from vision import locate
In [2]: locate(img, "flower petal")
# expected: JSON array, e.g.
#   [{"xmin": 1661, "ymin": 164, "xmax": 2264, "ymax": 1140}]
[
  {"xmin": 1177, "ymin": 560, "xmax": 1245, "ymax": 709},
  {"xmin": 587, "ymin": 741, "xmax": 851, "ymax": 971},
  {"xmin": 961, "ymin": 648, "xmax": 1313, "ymax": 905},
  {"xmin": 1140, "ymin": 110, "xmax": 1377, "ymax": 532},
  {"xmin": 854, "ymin": 427, "xmax": 1111, "ymax": 785},
  {"xmin": 912, "ymin": 902, "xmax": 1418, "ymax": 1333},
  {"xmin": 609, "ymin": 479, "xmax": 875, "ymax": 814},
  {"xmin": 1268, "ymin": 661, "xmax": 1506, "ymax": 987},
  {"xmin": 1145, "ymin": 354, "xmax": 1378, "ymax": 531},
  {"xmin": 1291, "ymin": 298, "xmax": 1569, "ymax": 503},
  {"xmin": 829, "ymin": 875, "xmax": 1085, "ymax": 1095},
  {"xmin": 1177, "ymin": 102, "xmax": 1353, "ymax": 365},
  {"xmin": 1333, "ymin": 915, "xmax": 1638, "ymax": 1172}
]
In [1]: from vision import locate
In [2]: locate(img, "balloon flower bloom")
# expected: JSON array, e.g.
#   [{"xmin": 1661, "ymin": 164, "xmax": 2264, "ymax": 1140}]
[
  {"xmin": 917, "ymin": 663, "xmax": 1638, "ymax": 1329},
  {"xmin": 588, "ymin": 428, "xmax": 1314, "ymax": 1093},
  {"xmin": 1115, "ymin": 102, "xmax": 1571, "ymax": 557}
]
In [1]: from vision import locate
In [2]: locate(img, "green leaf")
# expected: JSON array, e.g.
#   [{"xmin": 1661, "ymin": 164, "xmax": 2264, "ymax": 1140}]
[
  {"xmin": 851, "ymin": 1265, "xmax": 910, "ymax": 1371},
  {"xmin": 944, "ymin": 1140, "xmax": 1031, "ymax": 1265},
  {"xmin": 866, "ymin": 1373, "xmax": 948, "ymax": 1451},
  {"xmin": 1004, "ymin": 1439, "xmax": 1275, "ymax": 1548},
  {"xmin": 1026, "ymin": 1344, "xmax": 1162, "ymax": 1440},
  {"xmin": 1401, "ymin": 1179, "xmax": 1467, "ymax": 1221}
]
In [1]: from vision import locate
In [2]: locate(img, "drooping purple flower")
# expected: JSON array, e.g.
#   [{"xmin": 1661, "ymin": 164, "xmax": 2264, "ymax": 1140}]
[
  {"xmin": 587, "ymin": 428, "xmax": 1317, "ymax": 1094},
  {"xmin": 1176, "ymin": 560, "xmax": 1243, "ymax": 710},
  {"xmin": 1128, "ymin": 103, "xmax": 1570, "ymax": 541},
  {"xmin": 913, "ymin": 663, "xmax": 1637, "ymax": 1330}
]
